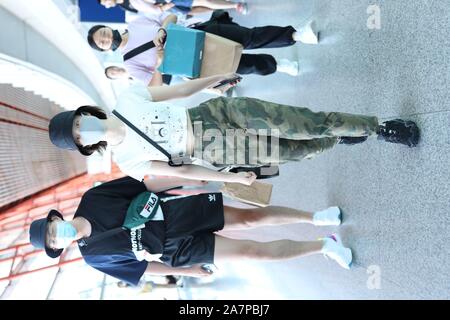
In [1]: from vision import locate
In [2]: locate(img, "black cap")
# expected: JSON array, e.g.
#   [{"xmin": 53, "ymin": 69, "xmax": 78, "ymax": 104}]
[
  {"xmin": 49, "ymin": 110, "xmax": 78, "ymax": 151},
  {"xmin": 48, "ymin": 107, "xmax": 92, "ymax": 156},
  {"xmin": 29, "ymin": 209, "xmax": 65, "ymax": 258}
]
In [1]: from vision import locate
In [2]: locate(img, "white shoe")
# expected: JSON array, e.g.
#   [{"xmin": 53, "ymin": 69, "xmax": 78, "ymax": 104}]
[
  {"xmin": 276, "ymin": 58, "xmax": 299, "ymax": 76},
  {"xmin": 313, "ymin": 206, "xmax": 342, "ymax": 226},
  {"xmin": 294, "ymin": 21, "xmax": 319, "ymax": 44},
  {"xmin": 321, "ymin": 234, "xmax": 352, "ymax": 269},
  {"xmin": 236, "ymin": 2, "xmax": 249, "ymax": 15}
]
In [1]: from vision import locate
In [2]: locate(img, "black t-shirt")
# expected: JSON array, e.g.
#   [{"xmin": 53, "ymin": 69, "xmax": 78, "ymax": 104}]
[{"xmin": 74, "ymin": 177, "xmax": 165, "ymax": 285}]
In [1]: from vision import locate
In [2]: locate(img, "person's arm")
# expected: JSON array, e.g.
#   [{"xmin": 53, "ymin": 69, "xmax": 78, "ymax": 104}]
[
  {"xmin": 143, "ymin": 175, "xmax": 208, "ymax": 192},
  {"xmin": 153, "ymin": 14, "xmax": 178, "ymax": 48},
  {"xmin": 130, "ymin": 0, "xmax": 164, "ymax": 14},
  {"xmin": 148, "ymin": 48, "xmax": 165, "ymax": 87},
  {"xmin": 147, "ymin": 161, "xmax": 257, "ymax": 185},
  {"xmin": 160, "ymin": 2, "xmax": 175, "ymax": 11},
  {"xmin": 139, "ymin": 0, "xmax": 175, "ymax": 12},
  {"xmin": 160, "ymin": 13, "xmax": 177, "ymax": 29},
  {"xmin": 148, "ymin": 73, "xmax": 239, "ymax": 102},
  {"xmin": 146, "ymin": 262, "xmax": 212, "ymax": 277},
  {"xmin": 148, "ymin": 71, "xmax": 163, "ymax": 86}
]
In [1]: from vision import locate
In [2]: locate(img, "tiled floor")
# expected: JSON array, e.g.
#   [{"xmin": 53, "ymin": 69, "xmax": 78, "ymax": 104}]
[
  {"xmin": 1, "ymin": 0, "xmax": 449, "ymax": 299},
  {"xmin": 180, "ymin": 0, "xmax": 450, "ymax": 299}
]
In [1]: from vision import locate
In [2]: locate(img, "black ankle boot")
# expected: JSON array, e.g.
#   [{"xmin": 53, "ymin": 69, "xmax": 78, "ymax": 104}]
[{"xmin": 377, "ymin": 119, "xmax": 420, "ymax": 147}]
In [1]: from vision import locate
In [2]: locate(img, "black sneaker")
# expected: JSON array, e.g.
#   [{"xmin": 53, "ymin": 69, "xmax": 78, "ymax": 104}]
[
  {"xmin": 377, "ymin": 119, "xmax": 420, "ymax": 147},
  {"xmin": 338, "ymin": 136, "xmax": 369, "ymax": 145}
]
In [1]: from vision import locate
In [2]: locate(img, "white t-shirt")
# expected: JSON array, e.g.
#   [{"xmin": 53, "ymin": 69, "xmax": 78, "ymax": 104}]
[{"xmin": 112, "ymin": 83, "xmax": 188, "ymax": 181}]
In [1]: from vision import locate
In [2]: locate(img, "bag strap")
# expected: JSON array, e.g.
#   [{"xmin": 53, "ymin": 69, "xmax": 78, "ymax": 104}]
[
  {"xmin": 112, "ymin": 109, "xmax": 184, "ymax": 167},
  {"xmin": 123, "ymin": 41, "xmax": 156, "ymax": 61},
  {"xmin": 78, "ymin": 227, "xmax": 125, "ymax": 248}
]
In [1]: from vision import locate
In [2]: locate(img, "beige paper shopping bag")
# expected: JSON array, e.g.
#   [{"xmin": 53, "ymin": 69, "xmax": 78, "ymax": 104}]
[
  {"xmin": 199, "ymin": 33, "xmax": 243, "ymax": 78},
  {"xmin": 220, "ymin": 181, "xmax": 273, "ymax": 207}
]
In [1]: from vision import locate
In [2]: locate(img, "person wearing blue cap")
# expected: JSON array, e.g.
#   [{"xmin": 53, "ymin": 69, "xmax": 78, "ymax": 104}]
[{"xmin": 29, "ymin": 176, "xmax": 352, "ymax": 286}]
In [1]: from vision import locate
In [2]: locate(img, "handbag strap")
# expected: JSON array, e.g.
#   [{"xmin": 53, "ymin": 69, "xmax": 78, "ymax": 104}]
[
  {"xmin": 123, "ymin": 41, "xmax": 156, "ymax": 61},
  {"xmin": 112, "ymin": 110, "xmax": 184, "ymax": 167}
]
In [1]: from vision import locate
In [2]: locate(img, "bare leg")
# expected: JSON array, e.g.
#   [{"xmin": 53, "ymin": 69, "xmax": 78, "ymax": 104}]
[
  {"xmin": 192, "ymin": 0, "xmax": 238, "ymax": 10},
  {"xmin": 188, "ymin": 6, "xmax": 213, "ymax": 15},
  {"xmin": 222, "ymin": 205, "xmax": 314, "ymax": 231},
  {"xmin": 214, "ymin": 235, "xmax": 323, "ymax": 262}
]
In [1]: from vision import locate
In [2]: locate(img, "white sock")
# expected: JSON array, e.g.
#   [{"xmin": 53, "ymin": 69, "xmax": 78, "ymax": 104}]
[{"xmin": 313, "ymin": 206, "xmax": 341, "ymax": 226}]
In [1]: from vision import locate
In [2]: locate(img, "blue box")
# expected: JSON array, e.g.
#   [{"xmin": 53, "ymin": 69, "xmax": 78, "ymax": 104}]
[{"xmin": 159, "ymin": 24, "xmax": 205, "ymax": 78}]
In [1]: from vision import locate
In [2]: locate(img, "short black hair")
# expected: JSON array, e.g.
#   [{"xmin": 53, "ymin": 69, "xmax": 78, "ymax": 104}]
[
  {"xmin": 87, "ymin": 25, "xmax": 107, "ymax": 51},
  {"xmin": 75, "ymin": 106, "xmax": 108, "ymax": 156}
]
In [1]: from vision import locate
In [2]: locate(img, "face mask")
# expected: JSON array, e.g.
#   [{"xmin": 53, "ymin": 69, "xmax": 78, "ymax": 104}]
[
  {"xmin": 54, "ymin": 221, "xmax": 77, "ymax": 248},
  {"xmin": 79, "ymin": 114, "xmax": 106, "ymax": 146},
  {"xmin": 110, "ymin": 30, "xmax": 122, "ymax": 51}
]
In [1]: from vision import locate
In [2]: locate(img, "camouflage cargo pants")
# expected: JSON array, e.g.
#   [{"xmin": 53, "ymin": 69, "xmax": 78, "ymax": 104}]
[{"xmin": 188, "ymin": 97, "xmax": 379, "ymax": 167}]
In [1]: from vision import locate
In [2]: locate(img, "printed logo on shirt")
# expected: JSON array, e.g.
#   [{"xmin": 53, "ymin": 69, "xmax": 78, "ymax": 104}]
[
  {"xmin": 208, "ymin": 194, "xmax": 216, "ymax": 202},
  {"xmin": 130, "ymin": 228, "xmax": 144, "ymax": 257},
  {"xmin": 130, "ymin": 225, "xmax": 162, "ymax": 262},
  {"xmin": 139, "ymin": 193, "xmax": 159, "ymax": 218}
]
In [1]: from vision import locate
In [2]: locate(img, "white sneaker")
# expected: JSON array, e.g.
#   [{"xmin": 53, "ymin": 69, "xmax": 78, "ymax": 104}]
[
  {"xmin": 313, "ymin": 206, "xmax": 342, "ymax": 226},
  {"xmin": 321, "ymin": 234, "xmax": 352, "ymax": 269},
  {"xmin": 236, "ymin": 2, "xmax": 249, "ymax": 15},
  {"xmin": 294, "ymin": 20, "xmax": 319, "ymax": 44},
  {"xmin": 276, "ymin": 58, "xmax": 299, "ymax": 76}
]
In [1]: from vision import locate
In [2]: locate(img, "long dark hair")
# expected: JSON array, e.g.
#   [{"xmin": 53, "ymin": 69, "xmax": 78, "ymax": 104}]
[
  {"xmin": 87, "ymin": 25, "xmax": 106, "ymax": 51},
  {"xmin": 76, "ymin": 106, "xmax": 108, "ymax": 156}
]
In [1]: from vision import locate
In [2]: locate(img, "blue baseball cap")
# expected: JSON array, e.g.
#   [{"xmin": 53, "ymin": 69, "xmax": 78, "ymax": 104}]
[{"xmin": 29, "ymin": 209, "xmax": 64, "ymax": 258}]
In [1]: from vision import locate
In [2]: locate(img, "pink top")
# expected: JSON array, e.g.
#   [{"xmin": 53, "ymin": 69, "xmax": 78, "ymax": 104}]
[{"xmin": 120, "ymin": 13, "xmax": 171, "ymax": 85}]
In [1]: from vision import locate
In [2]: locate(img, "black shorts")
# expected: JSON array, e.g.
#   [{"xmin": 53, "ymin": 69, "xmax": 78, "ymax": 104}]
[{"xmin": 159, "ymin": 193, "xmax": 224, "ymax": 267}]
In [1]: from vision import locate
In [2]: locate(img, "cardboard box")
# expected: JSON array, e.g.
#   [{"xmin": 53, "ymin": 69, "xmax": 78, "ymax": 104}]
[{"xmin": 199, "ymin": 33, "xmax": 243, "ymax": 78}]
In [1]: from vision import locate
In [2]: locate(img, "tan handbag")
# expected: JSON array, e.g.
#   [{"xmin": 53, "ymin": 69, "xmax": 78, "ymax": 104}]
[
  {"xmin": 199, "ymin": 33, "xmax": 243, "ymax": 78},
  {"xmin": 220, "ymin": 181, "xmax": 273, "ymax": 207}
]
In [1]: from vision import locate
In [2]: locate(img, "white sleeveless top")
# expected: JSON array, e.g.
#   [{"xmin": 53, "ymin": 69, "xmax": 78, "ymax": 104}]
[{"xmin": 111, "ymin": 83, "xmax": 188, "ymax": 181}]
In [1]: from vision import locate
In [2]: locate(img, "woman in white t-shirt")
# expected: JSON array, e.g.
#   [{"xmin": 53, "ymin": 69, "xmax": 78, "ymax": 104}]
[{"xmin": 48, "ymin": 73, "xmax": 419, "ymax": 184}]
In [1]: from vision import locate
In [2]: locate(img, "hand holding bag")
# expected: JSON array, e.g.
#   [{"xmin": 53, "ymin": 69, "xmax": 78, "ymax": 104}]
[{"xmin": 159, "ymin": 23, "xmax": 205, "ymax": 78}]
